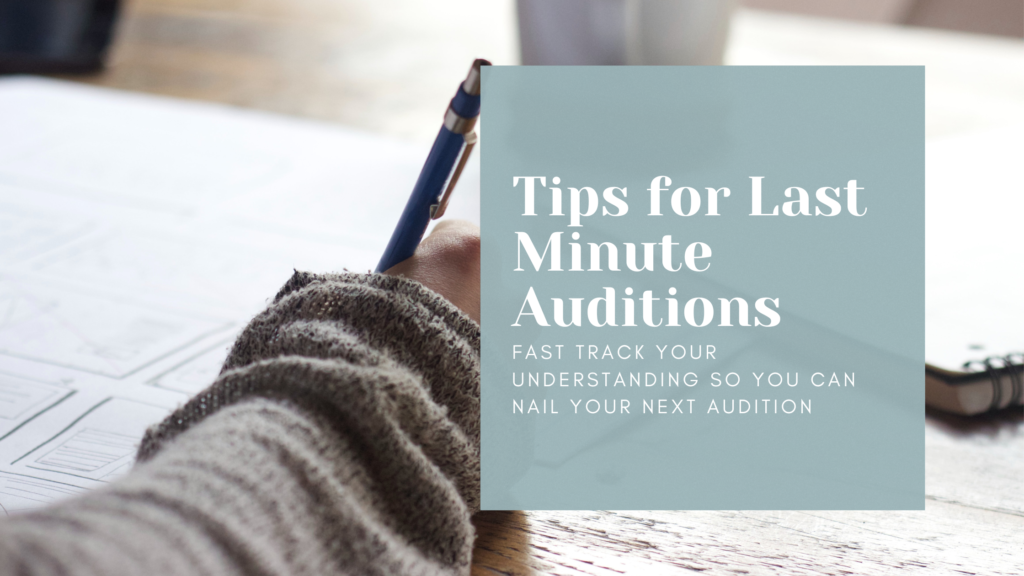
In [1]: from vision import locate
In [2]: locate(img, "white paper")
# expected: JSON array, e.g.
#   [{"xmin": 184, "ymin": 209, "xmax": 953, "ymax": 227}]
[
  {"xmin": 0, "ymin": 77, "xmax": 480, "ymax": 514},
  {"xmin": 925, "ymin": 125, "xmax": 1023, "ymax": 370}
]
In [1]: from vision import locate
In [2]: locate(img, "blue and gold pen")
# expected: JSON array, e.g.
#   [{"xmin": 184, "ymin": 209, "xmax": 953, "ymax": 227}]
[{"xmin": 375, "ymin": 58, "xmax": 490, "ymax": 273}]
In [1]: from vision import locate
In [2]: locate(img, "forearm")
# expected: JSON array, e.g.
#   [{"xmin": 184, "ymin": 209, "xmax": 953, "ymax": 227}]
[{"xmin": 0, "ymin": 273, "xmax": 481, "ymax": 576}]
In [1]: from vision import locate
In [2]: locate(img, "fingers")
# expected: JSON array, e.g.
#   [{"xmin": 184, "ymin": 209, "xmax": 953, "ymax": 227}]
[{"xmin": 383, "ymin": 220, "xmax": 481, "ymax": 323}]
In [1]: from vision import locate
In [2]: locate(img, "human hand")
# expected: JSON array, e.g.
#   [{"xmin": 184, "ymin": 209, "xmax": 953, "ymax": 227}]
[{"xmin": 383, "ymin": 220, "xmax": 480, "ymax": 323}]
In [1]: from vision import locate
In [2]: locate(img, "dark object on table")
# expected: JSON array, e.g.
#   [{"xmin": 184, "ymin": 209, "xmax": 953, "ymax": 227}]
[{"xmin": 0, "ymin": 0, "xmax": 120, "ymax": 74}]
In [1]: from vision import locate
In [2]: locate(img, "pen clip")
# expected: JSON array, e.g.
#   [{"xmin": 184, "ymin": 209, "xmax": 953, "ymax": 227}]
[{"xmin": 431, "ymin": 131, "xmax": 477, "ymax": 220}]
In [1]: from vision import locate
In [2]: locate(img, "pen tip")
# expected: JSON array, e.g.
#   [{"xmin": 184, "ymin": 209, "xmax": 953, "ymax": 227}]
[{"xmin": 463, "ymin": 59, "xmax": 491, "ymax": 96}]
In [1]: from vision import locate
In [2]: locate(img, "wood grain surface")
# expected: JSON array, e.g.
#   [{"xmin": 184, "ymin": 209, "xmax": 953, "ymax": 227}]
[
  {"xmin": 64, "ymin": 0, "xmax": 519, "ymax": 143},
  {"xmin": 472, "ymin": 408, "xmax": 1023, "ymax": 575},
  {"xmin": 55, "ymin": 2, "xmax": 1024, "ymax": 573}
]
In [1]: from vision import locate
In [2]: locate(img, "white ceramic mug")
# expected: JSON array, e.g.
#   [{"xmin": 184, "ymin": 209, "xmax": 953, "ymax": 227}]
[{"xmin": 517, "ymin": 0, "xmax": 735, "ymax": 65}]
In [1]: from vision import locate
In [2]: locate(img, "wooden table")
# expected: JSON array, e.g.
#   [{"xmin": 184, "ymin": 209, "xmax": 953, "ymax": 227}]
[
  {"xmin": 62, "ymin": 2, "xmax": 1024, "ymax": 573},
  {"xmin": 68, "ymin": 0, "xmax": 520, "ymax": 143},
  {"xmin": 472, "ymin": 408, "xmax": 1022, "ymax": 575}
]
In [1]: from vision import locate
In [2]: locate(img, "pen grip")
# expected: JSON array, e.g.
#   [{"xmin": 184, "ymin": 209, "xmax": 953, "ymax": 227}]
[{"xmin": 375, "ymin": 126, "xmax": 466, "ymax": 273}]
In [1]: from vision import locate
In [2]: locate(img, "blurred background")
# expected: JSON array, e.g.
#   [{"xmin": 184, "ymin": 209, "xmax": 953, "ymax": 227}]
[
  {"xmin": 0, "ymin": 3, "xmax": 1021, "ymax": 573},
  {"xmin": 1, "ymin": 0, "xmax": 1020, "ymax": 142}
]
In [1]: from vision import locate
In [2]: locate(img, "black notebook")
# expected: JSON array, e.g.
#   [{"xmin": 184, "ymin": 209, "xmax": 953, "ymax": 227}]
[{"xmin": 925, "ymin": 127, "xmax": 1022, "ymax": 415}]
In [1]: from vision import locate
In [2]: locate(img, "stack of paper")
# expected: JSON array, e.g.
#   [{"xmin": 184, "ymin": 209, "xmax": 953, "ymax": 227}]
[{"xmin": 0, "ymin": 77, "xmax": 479, "ymax": 515}]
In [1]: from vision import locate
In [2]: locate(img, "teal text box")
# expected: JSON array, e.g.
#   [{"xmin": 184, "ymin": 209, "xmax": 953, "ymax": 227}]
[{"xmin": 480, "ymin": 66, "xmax": 924, "ymax": 510}]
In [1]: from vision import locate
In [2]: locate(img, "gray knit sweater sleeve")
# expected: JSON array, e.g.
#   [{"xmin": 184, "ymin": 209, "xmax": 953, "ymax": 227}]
[{"xmin": 0, "ymin": 272, "xmax": 481, "ymax": 576}]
